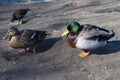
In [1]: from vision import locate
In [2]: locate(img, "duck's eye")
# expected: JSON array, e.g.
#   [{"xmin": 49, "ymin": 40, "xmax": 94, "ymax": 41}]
[{"xmin": 67, "ymin": 25, "xmax": 71, "ymax": 31}]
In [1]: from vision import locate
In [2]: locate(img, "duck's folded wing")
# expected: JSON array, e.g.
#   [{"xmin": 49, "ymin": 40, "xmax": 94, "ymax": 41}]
[
  {"xmin": 21, "ymin": 29, "xmax": 47, "ymax": 40},
  {"xmin": 20, "ymin": 29, "xmax": 36, "ymax": 38},
  {"xmin": 82, "ymin": 25, "xmax": 115, "ymax": 41}
]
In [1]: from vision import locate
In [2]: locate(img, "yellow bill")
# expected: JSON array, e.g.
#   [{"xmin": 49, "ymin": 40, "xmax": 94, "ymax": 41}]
[{"xmin": 61, "ymin": 29, "xmax": 69, "ymax": 36}]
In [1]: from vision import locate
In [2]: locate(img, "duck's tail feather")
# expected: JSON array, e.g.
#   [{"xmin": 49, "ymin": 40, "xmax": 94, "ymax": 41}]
[{"xmin": 107, "ymin": 30, "xmax": 116, "ymax": 42}]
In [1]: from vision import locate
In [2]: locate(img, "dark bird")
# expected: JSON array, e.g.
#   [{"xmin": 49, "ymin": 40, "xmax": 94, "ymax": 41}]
[
  {"xmin": 3, "ymin": 27, "xmax": 48, "ymax": 54},
  {"xmin": 10, "ymin": 8, "xmax": 31, "ymax": 24},
  {"xmin": 61, "ymin": 22, "xmax": 116, "ymax": 58}
]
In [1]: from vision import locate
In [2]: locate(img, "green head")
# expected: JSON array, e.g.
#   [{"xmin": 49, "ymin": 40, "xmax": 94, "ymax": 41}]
[
  {"xmin": 61, "ymin": 22, "xmax": 83, "ymax": 36},
  {"xmin": 67, "ymin": 22, "xmax": 83, "ymax": 33}
]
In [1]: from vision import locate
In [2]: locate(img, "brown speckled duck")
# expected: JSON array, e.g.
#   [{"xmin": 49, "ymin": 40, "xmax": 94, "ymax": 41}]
[
  {"xmin": 61, "ymin": 22, "xmax": 116, "ymax": 58},
  {"xmin": 3, "ymin": 27, "xmax": 47, "ymax": 54}
]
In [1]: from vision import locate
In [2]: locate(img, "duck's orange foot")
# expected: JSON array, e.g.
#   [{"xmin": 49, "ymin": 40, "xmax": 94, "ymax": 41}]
[
  {"xmin": 19, "ymin": 49, "xmax": 27, "ymax": 54},
  {"xmin": 79, "ymin": 50, "xmax": 91, "ymax": 58}
]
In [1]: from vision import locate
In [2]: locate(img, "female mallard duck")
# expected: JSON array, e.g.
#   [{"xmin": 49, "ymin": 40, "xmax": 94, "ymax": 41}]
[
  {"xmin": 61, "ymin": 22, "xmax": 116, "ymax": 58},
  {"xmin": 3, "ymin": 27, "xmax": 47, "ymax": 54}
]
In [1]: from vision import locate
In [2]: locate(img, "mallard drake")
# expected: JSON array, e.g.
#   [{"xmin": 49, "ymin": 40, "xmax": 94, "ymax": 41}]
[
  {"xmin": 3, "ymin": 27, "xmax": 47, "ymax": 54},
  {"xmin": 61, "ymin": 22, "xmax": 116, "ymax": 58},
  {"xmin": 10, "ymin": 8, "xmax": 31, "ymax": 24}
]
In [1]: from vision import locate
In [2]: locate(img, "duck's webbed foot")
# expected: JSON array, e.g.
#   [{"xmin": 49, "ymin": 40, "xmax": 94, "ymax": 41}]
[
  {"xmin": 79, "ymin": 50, "xmax": 91, "ymax": 58},
  {"xmin": 19, "ymin": 48, "xmax": 27, "ymax": 54}
]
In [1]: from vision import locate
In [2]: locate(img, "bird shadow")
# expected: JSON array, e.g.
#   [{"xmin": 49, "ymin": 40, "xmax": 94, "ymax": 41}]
[
  {"xmin": 93, "ymin": 40, "xmax": 120, "ymax": 55},
  {"xmin": 29, "ymin": 37, "xmax": 62, "ymax": 53}
]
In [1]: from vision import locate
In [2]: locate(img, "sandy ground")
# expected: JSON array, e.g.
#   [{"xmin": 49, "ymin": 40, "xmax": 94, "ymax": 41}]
[{"xmin": 0, "ymin": 0, "xmax": 120, "ymax": 80}]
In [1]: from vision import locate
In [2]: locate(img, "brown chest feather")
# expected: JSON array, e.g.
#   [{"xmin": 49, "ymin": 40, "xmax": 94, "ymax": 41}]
[{"xmin": 66, "ymin": 33, "xmax": 79, "ymax": 48}]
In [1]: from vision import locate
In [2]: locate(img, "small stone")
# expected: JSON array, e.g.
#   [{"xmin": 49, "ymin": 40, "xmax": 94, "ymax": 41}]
[
  {"xmin": 104, "ymin": 66, "xmax": 108, "ymax": 69},
  {"xmin": 11, "ymin": 62, "xmax": 17, "ymax": 65},
  {"xmin": 88, "ymin": 74, "xmax": 92, "ymax": 77}
]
